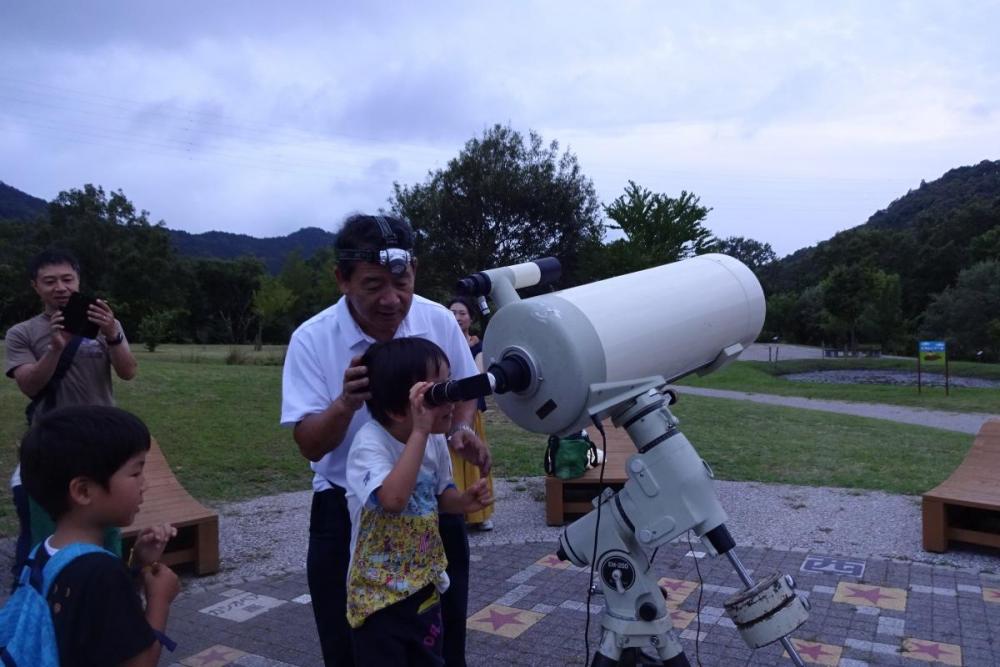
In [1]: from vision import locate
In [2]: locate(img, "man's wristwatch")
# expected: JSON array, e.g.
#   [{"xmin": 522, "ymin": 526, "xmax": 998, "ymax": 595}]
[
  {"xmin": 447, "ymin": 423, "xmax": 475, "ymax": 441},
  {"xmin": 107, "ymin": 331, "xmax": 125, "ymax": 346}
]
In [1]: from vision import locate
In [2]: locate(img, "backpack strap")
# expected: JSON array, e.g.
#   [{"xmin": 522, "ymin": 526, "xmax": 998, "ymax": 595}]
[
  {"xmin": 40, "ymin": 543, "xmax": 115, "ymax": 596},
  {"xmin": 25, "ymin": 335, "xmax": 84, "ymax": 425}
]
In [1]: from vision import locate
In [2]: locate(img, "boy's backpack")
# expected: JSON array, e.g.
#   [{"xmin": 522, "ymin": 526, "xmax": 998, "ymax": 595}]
[{"xmin": 0, "ymin": 542, "xmax": 113, "ymax": 667}]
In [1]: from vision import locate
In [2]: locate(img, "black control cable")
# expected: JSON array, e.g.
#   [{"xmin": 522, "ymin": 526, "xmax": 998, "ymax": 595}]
[{"xmin": 584, "ymin": 415, "xmax": 608, "ymax": 664}]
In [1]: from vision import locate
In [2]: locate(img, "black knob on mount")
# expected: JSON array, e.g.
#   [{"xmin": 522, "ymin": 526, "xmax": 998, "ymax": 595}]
[{"xmin": 638, "ymin": 602, "xmax": 658, "ymax": 621}]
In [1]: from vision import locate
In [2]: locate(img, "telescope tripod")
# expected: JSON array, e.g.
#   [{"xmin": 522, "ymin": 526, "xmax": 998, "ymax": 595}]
[{"xmin": 556, "ymin": 382, "xmax": 809, "ymax": 667}]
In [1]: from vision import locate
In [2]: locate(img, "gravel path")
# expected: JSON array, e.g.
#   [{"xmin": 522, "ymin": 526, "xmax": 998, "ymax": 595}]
[
  {"xmin": 676, "ymin": 386, "xmax": 999, "ymax": 434},
  {"xmin": 187, "ymin": 473, "xmax": 1000, "ymax": 590}
]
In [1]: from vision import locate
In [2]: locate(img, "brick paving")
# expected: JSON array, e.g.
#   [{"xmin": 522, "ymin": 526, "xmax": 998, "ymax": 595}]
[{"xmin": 159, "ymin": 540, "xmax": 1000, "ymax": 666}]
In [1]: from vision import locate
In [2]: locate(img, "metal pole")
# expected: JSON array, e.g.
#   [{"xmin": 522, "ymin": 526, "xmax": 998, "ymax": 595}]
[
  {"xmin": 917, "ymin": 352, "xmax": 922, "ymax": 394},
  {"xmin": 725, "ymin": 550, "xmax": 806, "ymax": 667},
  {"xmin": 945, "ymin": 352, "xmax": 950, "ymax": 396}
]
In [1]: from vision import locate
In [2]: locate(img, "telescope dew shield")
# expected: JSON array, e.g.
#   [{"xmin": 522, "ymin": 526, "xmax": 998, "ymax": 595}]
[{"xmin": 482, "ymin": 254, "xmax": 766, "ymax": 436}]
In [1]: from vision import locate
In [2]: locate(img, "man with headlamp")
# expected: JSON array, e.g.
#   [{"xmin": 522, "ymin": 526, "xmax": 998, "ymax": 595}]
[{"xmin": 281, "ymin": 213, "xmax": 489, "ymax": 667}]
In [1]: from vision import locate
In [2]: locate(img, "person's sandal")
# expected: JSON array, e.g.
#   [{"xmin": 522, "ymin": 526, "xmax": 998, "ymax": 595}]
[{"xmin": 478, "ymin": 520, "xmax": 494, "ymax": 531}]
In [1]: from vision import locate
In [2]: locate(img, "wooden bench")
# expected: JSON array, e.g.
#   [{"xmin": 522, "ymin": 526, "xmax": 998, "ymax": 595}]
[
  {"xmin": 545, "ymin": 422, "xmax": 636, "ymax": 526},
  {"xmin": 922, "ymin": 420, "xmax": 1000, "ymax": 552},
  {"xmin": 121, "ymin": 438, "xmax": 220, "ymax": 575}
]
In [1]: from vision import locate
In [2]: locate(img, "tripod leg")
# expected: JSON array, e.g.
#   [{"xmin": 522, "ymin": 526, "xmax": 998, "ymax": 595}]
[
  {"xmin": 591, "ymin": 652, "xmax": 619, "ymax": 667},
  {"xmin": 659, "ymin": 653, "xmax": 691, "ymax": 667},
  {"xmin": 591, "ymin": 628, "xmax": 621, "ymax": 667}
]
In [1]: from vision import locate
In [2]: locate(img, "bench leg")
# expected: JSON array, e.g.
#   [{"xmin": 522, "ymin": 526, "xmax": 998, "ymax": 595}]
[
  {"xmin": 195, "ymin": 516, "xmax": 220, "ymax": 575},
  {"xmin": 922, "ymin": 498, "xmax": 947, "ymax": 553},
  {"xmin": 545, "ymin": 476, "xmax": 564, "ymax": 527}
]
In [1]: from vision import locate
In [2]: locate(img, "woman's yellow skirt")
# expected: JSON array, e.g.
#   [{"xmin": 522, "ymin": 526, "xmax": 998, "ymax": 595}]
[{"xmin": 448, "ymin": 410, "xmax": 494, "ymax": 525}]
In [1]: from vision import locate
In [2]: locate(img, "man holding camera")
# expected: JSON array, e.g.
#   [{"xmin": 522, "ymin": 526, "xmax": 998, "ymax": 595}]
[
  {"xmin": 281, "ymin": 214, "xmax": 490, "ymax": 667},
  {"xmin": 4, "ymin": 248, "xmax": 138, "ymax": 572}
]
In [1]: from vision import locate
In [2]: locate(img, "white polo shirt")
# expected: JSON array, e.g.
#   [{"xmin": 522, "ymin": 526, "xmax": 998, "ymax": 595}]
[{"xmin": 280, "ymin": 294, "xmax": 478, "ymax": 491}]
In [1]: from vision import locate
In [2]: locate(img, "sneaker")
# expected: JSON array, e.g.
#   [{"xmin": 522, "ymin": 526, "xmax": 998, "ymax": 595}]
[{"xmin": 477, "ymin": 520, "xmax": 494, "ymax": 531}]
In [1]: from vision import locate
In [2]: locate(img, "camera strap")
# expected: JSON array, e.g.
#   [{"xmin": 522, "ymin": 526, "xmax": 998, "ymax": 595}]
[{"xmin": 25, "ymin": 335, "xmax": 83, "ymax": 426}]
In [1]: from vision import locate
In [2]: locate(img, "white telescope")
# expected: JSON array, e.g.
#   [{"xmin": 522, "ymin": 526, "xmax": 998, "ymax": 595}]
[
  {"xmin": 454, "ymin": 255, "xmax": 809, "ymax": 667},
  {"xmin": 476, "ymin": 254, "xmax": 765, "ymax": 436}
]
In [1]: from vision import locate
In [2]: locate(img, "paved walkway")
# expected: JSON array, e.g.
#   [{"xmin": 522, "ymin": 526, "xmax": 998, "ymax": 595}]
[
  {"xmin": 161, "ymin": 538, "xmax": 1000, "ymax": 666},
  {"xmin": 677, "ymin": 386, "xmax": 999, "ymax": 435}
]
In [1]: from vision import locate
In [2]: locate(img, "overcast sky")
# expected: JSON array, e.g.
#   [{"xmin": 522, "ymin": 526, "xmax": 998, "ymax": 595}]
[{"xmin": 2, "ymin": 1, "xmax": 998, "ymax": 257}]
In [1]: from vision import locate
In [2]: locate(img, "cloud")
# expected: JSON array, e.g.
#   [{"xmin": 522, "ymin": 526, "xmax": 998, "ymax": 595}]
[{"xmin": 1, "ymin": 0, "xmax": 999, "ymax": 256}]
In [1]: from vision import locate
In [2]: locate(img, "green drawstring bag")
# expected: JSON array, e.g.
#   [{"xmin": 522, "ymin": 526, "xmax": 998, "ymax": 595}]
[{"xmin": 544, "ymin": 432, "xmax": 598, "ymax": 480}]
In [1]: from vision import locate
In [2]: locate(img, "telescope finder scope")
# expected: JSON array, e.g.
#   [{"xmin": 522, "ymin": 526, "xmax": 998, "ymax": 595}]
[{"xmin": 455, "ymin": 257, "xmax": 561, "ymax": 297}]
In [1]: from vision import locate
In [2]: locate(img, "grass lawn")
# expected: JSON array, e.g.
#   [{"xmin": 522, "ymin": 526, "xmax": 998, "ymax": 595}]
[
  {"xmin": 679, "ymin": 358, "xmax": 1000, "ymax": 414},
  {"xmin": 0, "ymin": 344, "xmax": 976, "ymax": 537},
  {"xmin": 485, "ymin": 392, "xmax": 972, "ymax": 495}
]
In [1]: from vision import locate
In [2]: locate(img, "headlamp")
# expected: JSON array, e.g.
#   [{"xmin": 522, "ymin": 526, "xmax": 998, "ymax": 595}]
[
  {"xmin": 338, "ymin": 247, "xmax": 414, "ymax": 276},
  {"xmin": 378, "ymin": 247, "xmax": 413, "ymax": 276}
]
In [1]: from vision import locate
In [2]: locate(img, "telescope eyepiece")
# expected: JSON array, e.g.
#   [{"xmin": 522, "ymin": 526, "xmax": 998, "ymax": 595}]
[
  {"xmin": 423, "ymin": 353, "xmax": 533, "ymax": 407},
  {"xmin": 424, "ymin": 373, "xmax": 494, "ymax": 407}
]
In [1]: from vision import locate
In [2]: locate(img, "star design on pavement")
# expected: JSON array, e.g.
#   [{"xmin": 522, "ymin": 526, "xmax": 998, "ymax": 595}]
[
  {"xmin": 184, "ymin": 645, "xmax": 246, "ymax": 667},
  {"xmin": 535, "ymin": 554, "xmax": 570, "ymax": 569},
  {"xmin": 786, "ymin": 639, "xmax": 842, "ymax": 665},
  {"xmin": 847, "ymin": 585, "xmax": 893, "ymax": 604},
  {"xmin": 906, "ymin": 640, "xmax": 952, "ymax": 659},
  {"xmin": 986, "ymin": 588, "xmax": 1000, "ymax": 600},
  {"xmin": 832, "ymin": 581, "xmax": 907, "ymax": 611},
  {"xmin": 795, "ymin": 643, "xmax": 831, "ymax": 660},
  {"xmin": 484, "ymin": 608, "xmax": 526, "ymax": 630},
  {"xmin": 468, "ymin": 604, "xmax": 545, "ymax": 639}
]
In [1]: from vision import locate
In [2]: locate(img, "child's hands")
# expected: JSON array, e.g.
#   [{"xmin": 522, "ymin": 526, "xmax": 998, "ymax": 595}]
[
  {"xmin": 142, "ymin": 562, "xmax": 180, "ymax": 605},
  {"xmin": 408, "ymin": 381, "xmax": 437, "ymax": 435},
  {"xmin": 459, "ymin": 478, "xmax": 494, "ymax": 514},
  {"xmin": 132, "ymin": 524, "xmax": 177, "ymax": 567}
]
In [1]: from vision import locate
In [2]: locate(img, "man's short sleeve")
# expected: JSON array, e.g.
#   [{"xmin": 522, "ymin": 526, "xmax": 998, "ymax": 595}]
[
  {"xmin": 4, "ymin": 322, "xmax": 37, "ymax": 378},
  {"xmin": 346, "ymin": 427, "xmax": 396, "ymax": 507},
  {"xmin": 281, "ymin": 331, "xmax": 332, "ymax": 426}
]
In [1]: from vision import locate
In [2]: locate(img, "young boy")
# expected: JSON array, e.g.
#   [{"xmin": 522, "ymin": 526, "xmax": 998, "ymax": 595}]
[
  {"xmin": 18, "ymin": 405, "xmax": 180, "ymax": 667},
  {"xmin": 345, "ymin": 337, "xmax": 493, "ymax": 665}
]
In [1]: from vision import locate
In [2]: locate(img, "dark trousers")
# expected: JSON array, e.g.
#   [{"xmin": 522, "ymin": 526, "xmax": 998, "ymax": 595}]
[
  {"xmin": 307, "ymin": 490, "xmax": 470, "ymax": 667},
  {"xmin": 352, "ymin": 583, "xmax": 444, "ymax": 666},
  {"xmin": 12, "ymin": 485, "xmax": 30, "ymax": 580},
  {"xmin": 438, "ymin": 512, "xmax": 469, "ymax": 667},
  {"xmin": 308, "ymin": 487, "xmax": 354, "ymax": 667}
]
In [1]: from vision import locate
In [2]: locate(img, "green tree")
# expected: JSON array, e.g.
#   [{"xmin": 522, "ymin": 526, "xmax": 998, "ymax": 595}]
[
  {"xmin": 252, "ymin": 275, "xmax": 295, "ymax": 350},
  {"xmin": 279, "ymin": 248, "xmax": 340, "ymax": 326},
  {"xmin": 715, "ymin": 236, "xmax": 778, "ymax": 271},
  {"xmin": 185, "ymin": 257, "xmax": 265, "ymax": 344},
  {"xmin": 969, "ymin": 227, "xmax": 1000, "ymax": 263},
  {"xmin": 136, "ymin": 310, "xmax": 181, "ymax": 352},
  {"xmin": 857, "ymin": 270, "xmax": 904, "ymax": 350},
  {"xmin": 919, "ymin": 261, "xmax": 1000, "ymax": 360},
  {"xmin": 392, "ymin": 124, "xmax": 604, "ymax": 298},
  {"xmin": 821, "ymin": 264, "xmax": 875, "ymax": 350},
  {"xmin": 38, "ymin": 185, "xmax": 187, "ymax": 330},
  {"xmin": 603, "ymin": 180, "xmax": 714, "ymax": 275}
]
